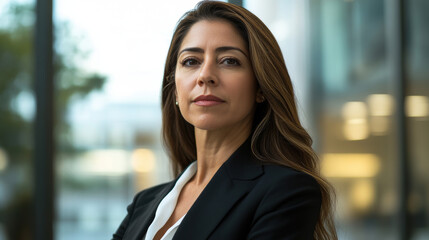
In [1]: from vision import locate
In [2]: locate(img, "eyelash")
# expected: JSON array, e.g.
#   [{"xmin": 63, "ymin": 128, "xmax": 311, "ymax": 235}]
[
  {"xmin": 180, "ymin": 57, "xmax": 241, "ymax": 67},
  {"xmin": 220, "ymin": 57, "xmax": 241, "ymax": 66},
  {"xmin": 181, "ymin": 57, "xmax": 200, "ymax": 66}
]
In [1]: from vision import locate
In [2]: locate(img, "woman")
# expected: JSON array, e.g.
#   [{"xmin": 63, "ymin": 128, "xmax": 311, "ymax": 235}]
[{"xmin": 113, "ymin": 1, "xmax": 337, "ymax": 239}]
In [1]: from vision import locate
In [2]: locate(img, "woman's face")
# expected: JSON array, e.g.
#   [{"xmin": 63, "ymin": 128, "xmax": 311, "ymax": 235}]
[{"xmin": 175, "ymin": 20, "xmax": 258, "ymax": 132}]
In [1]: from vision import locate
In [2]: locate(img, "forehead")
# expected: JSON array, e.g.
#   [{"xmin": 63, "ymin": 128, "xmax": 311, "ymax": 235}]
[{"xmin": 179, "ymin": 20, "xmax": 247, "ymax": 51}]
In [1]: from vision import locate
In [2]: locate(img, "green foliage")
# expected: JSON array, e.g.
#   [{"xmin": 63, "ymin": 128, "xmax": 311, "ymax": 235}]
[
  {"xmin": 0, "ymin": 3, "xmax": 34, "ymax": 165},
  {"xmin": 0, "ymin": 2, "xmax": 107, "ymax": 159},
  {"xmin": 0, "ymin": 2, "xmax": 107, "ymax": 238}
]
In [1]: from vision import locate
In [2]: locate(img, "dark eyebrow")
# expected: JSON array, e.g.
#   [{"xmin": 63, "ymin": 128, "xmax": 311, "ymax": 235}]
[{"xmin": 178, "ymin": 46, "xmax": 248, "ymax": 57}]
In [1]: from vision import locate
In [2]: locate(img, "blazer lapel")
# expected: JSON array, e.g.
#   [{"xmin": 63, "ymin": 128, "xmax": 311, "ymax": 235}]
[
  {"xmin": 173, "ymin": 138, "xmax": 264, "ymax": 240},
  {"xmin": 124, "ymin": 181, "xmax": 176, "ymax": 240}
]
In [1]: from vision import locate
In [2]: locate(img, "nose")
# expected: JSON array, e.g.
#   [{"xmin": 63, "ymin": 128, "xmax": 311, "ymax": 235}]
[{"xmin": 197, "ymin": 60, "xmax": 218, "ymax": 87}]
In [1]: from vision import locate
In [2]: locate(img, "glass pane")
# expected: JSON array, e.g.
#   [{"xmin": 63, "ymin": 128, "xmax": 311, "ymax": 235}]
[
  {"xmin": 245, "ymin": 0, "xmax": 400, "ymax": 239},
  {"xmin": 316, "ymin": 0, "xmax": 398, "ymax": 238},
  {"xmin": 52, "ymin": 1, "xmax": 221, "ymax": 239},
  {"xmin": 407, "ymin": 0, "xmax": 429, "ymax": 239},
  {"xmin": 0, "ymin": 0, "xmax": 35, "ymax": 240}
]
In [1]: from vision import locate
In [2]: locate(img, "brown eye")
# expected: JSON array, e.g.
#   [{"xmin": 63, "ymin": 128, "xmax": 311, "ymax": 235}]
[
  {"xmin": 182, "ymin": 58, "xmax": 199, "ymax": 66},
  {"xmin": 221, "ymin": 58, "xmax": 240, "ymax": 66}
]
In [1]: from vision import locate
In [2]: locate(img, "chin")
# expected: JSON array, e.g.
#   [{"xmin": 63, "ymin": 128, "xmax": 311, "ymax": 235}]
[
  {"xmin": 192, "ymin": 122, "xmax": 224, "ymax": 131},
  {"xmin": 184, "ymin": 114, "xmax": 224, "ymax": 130}
]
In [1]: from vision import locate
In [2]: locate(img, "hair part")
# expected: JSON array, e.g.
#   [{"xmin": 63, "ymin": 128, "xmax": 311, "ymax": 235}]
[{"xmin": 161, "ymin": 1, "xmax": 337, "ymax": 239}]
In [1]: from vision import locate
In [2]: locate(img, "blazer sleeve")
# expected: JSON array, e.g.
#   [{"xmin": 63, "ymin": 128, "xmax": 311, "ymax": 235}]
[
  {"xmin": 247, "ymin": 170, "xmax": 322, "ymax": 240},
  {"xmin": 111, "ymin": 193, "xmax": 140, "ymax": 240}
]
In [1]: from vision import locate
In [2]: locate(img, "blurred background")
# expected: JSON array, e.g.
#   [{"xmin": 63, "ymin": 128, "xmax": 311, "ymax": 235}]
[{"xmin": 0, "ymin": 0, "xmax": 427, "ymax": 239}]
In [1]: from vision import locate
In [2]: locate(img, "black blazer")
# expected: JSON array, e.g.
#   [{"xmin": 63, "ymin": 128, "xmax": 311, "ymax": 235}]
[{"xmin": 112, "ymin": 139, "xmax": 321, "ymax": 240}]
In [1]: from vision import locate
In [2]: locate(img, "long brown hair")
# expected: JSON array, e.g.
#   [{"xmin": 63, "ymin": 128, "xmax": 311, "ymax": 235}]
[{"xmin": 161, "ymin": 1, "xmax": 337, "ymax": 239}]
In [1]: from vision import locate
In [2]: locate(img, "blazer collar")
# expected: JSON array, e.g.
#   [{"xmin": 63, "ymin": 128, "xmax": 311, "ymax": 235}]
[
  {"xmin": 173, "ymin": 137, "xmax": 264, "ymax": 239},
  {"xmin": 128, "ymin": 161, "xmax": 200, "ymax": 240},
  {"xmin": 224, "ymin": 137, "xmax": 263, "ymax": 180},
  {"xmin": 127, "ymin": 181, "xmax": 176, "ymax": 240}
]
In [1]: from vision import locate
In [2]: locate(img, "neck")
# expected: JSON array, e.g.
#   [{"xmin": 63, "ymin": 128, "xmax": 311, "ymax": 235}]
[{"xmin": 192, "ymin": 120, "xmax": 252, "ymax": 186}]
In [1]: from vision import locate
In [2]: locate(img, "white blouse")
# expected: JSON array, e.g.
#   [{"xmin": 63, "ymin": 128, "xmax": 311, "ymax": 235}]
[{"xmin": 144, "ymin": 162, "xmax": 197, "ymax": 240}]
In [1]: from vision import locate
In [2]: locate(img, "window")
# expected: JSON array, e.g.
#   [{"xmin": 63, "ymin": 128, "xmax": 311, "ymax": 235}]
[{"xmin": 244, "ymin": 0, "xmax": 428, "ymax": 239}]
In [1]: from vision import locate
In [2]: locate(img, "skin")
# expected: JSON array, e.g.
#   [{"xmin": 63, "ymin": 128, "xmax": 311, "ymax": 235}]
[{"xmin": 154, "ymin": 20, "xmax": 262, "ymax": 240}]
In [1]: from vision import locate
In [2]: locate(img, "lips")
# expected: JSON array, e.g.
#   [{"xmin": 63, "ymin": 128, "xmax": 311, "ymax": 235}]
[{"xmin": 193, "ymin": 95, "xmax": 225, "ymax": 106}]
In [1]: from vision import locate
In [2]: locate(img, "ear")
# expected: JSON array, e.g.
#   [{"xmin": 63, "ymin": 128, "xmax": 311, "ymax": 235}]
[{"xmin": 256, "ymin": 89, "xmax": 265, "ymax": 103}]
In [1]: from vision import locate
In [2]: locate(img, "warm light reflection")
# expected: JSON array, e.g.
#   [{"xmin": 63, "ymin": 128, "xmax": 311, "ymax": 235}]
[
  {"xmin": 367, "ymin": 94, "xmax": 394, "ymax": 116},
  {"xmin": 131, "ymin": 148, "xmax": 156, "ymax": 173},
  {"xmin": 342, "ymin": 101, "xmax": 367, "ymax": 119},
  {"xmin": 81, "ymin": 149, "xmax": 129, "ymax": 176},
  {"xmin": 350, "ymin": 179, "xmax": 375, "ymax": 211},
  {"xmin": 0, "ymin": 148, "xmax": 8, "ymax": 171},
  {"xmin": 343, "ymin": 119, "xmax": 369, "ymax": 140},
  {"xmin": 322, "ymin": 153, "xmax": 380, "ymax": 178},
  {"xmin": 342, "ymin": 102, "xmax": 369, "ymax": 140},
  {"xmin": 406, "ymin": 95, "xmax": 429, "ymax": 117}
]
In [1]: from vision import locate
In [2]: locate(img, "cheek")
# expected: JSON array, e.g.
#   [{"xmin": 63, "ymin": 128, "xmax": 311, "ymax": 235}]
[
  {"xmin": 175, "ymin": 72, "xmax": 197, "ymax": 100},
  {"xmin": 175, "ymin": 79, "xmax": 189, "ymax": 101},
  {"xmin": 229, "ymin": 75, "xmax": 257, "ymax": 103}
]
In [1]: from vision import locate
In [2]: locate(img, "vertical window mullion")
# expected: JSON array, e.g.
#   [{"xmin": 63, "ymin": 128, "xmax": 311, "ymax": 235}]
[
  {"xmin": 387, "ymin": 0, "xmax": 411, "ymax": 239},
  {"xmin": 34, "ymin": 0, "xmax": 54, "ymax": 239}
]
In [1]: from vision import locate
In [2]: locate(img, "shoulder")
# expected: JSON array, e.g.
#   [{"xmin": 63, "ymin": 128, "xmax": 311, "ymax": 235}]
[
  {"xmin": 255, "ymin": 164, "xmax": 322, "ymax": 204},
  {"xmin": 246, "ymin": 164, "xmax": 322, "ymax": 239},
  {"xmin": 261, "ymin": 164, "xmax": 320, "ymax": 188}
]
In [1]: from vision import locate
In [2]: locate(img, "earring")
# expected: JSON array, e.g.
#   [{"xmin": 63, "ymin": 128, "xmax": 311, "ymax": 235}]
[
  {"xmin": 257, "ymin": 95, "xmax": 265, "ymax": 103},
  {"xmin": 175, "ymin": 101, "xmax": 179, "ymax": 106}
]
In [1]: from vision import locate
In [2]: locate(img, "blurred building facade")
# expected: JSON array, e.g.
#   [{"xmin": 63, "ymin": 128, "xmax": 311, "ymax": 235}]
[
  {"xmin": 245, "ymin": 0, "xmax": 428, "ymax": 239},
  {"xmin": 0, "ymin": 0, "xmax": 427, "ymax": 240}
]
